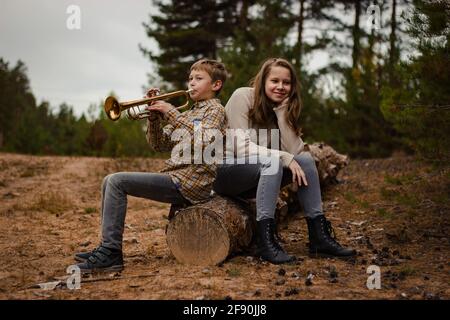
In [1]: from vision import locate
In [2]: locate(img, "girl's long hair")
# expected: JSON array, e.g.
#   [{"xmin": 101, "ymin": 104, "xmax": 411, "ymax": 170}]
[{"xmin": 248, "ymin": 58, "xmax": 302, "ymax": 136}]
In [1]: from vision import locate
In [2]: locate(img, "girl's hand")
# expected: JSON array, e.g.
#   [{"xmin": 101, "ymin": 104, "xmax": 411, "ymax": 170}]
[
  {"xmin": 278, "ymin": 98, "xmax": 289, "ymax": 108},
  {"xmin": 288, "ymin": 159, "xmax": 308, "ymax": 187},
  {"xmin": 147, "ymin": 100, "xmax": 175, "ymax": 114}
]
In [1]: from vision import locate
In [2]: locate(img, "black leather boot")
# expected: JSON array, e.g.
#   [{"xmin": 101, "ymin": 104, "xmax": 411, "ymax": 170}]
[
  {"xmin": 306, "ymin": 215, "xmax": 356, "ymax": 258},
  {"xmin": 255, "ymin": 218, "xmax": 296, "ymax": 264}
]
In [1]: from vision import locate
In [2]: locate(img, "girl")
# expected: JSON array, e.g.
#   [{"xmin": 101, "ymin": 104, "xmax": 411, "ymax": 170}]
[{"xmin": 214, "ymin": 58, "xmax": 355, "ymax": 264}]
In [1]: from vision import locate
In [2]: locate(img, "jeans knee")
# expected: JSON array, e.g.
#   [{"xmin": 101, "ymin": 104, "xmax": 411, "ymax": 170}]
[
  {"xmin": 294, "ymin": 152, "xmax": 316, "ymax": 170},
  {"xmin": 107, "ymin": 173, "xmax": 125, "ymax": 190},
  {"xmin": 102, "ymin": 174, "xmax": 113, "ymax": 189},
  {"xmin": 259, "ymin": 155, "xmax": 283, "ymax": 177}
]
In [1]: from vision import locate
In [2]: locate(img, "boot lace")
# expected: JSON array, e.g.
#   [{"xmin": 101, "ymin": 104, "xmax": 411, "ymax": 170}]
[
  {"xmin": 265, "ymin": 223, "xmax": 284, "ymax": 253},
  {"xmin": 324, "ymin": 220, "xmax": 342, "ymax": 248},
  {"xmin": 265, "ymin": 224, "xmax": 277, "ymax": 251}
]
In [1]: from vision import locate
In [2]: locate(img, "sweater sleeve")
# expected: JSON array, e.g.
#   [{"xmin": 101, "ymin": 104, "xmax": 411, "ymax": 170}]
[
  {"xmin": 273, "ymin": 104, "xmax": 305, "ymax": 155},
  {"xmin": 225, "ymin": 87, "xmax": 294, "ymax": 167}
]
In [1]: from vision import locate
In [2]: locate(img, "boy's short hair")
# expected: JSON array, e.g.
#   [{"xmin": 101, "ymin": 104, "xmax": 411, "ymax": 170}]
[{"xmin": 190, "ymin": 59, "xmax": 227, "ymax": 94}]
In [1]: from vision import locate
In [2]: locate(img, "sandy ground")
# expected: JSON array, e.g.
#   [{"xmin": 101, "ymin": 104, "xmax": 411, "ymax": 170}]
[{"xmin": 0, "ymin": 152, "xmax": 448, "ymax": 300}]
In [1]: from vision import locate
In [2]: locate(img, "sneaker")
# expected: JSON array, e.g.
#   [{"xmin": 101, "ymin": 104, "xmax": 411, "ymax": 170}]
[
  {"xmin": 77, "ymin": 246, "xmax": 124, "ymax": 274},
  {"xmin": 74, "ymin": 247, "xmax": 99, "ymax": 262}
]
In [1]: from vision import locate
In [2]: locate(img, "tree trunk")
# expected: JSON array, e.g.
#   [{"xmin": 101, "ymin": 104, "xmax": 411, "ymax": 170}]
[
  {"xmin": 239, "ymin": 0, "xmax": 249, "ymax": 29},
  {"xmin": 166, "ymin": 143, "xmax": 348, "ymax": 265},
  {"xmin": 295, "ymin": 0, "xmax": 305, "ymax": 72},
  {"xmin": 389, "ymin": 0, "xmax": 399, "ymax": 85},
  {"xmin": 352, "ymin": 0, "xmax": 361, "ymax": 70}
]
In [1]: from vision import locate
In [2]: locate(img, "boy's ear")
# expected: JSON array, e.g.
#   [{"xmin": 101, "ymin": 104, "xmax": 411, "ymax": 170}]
[{"xmin": 212, "ymin": 80, "xmax": 223, "ymax": 92}]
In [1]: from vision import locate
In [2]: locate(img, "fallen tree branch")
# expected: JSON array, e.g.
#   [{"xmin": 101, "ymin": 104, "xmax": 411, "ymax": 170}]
[{"xmin": 22, "ymin": 272, "xmax": 159, "ymax": 291}]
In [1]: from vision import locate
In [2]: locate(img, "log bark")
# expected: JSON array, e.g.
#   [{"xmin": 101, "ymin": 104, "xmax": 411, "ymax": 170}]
[
  {"xmin": 304, "ymin": 142, "xmax": 349, "ymax": 186},
  {"xmin": 166, "ymin": 143, "xmax": 348, "ymax": 265}
]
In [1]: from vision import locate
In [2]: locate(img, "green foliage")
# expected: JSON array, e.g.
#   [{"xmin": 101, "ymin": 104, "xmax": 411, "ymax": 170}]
[
  {"xmin": 335, "ymin": 45, "xmax": 403, "ymax": 158},
  {"xmin": 100, "ymin": 116, "xmax": 154, "ymax": 158},
  {"xmin": 380, "ymin": 0, "xmax": 450, "ymax": 165},
  {"xmin": 0, "ymin": 59, "xmax": 35, "ymax": 151},
  {"xmin": 219, "ymin": 0, "xmax": 295, "ymax": 101},
  {"xmin": 0, "ymin": 59, "xmax": 158, "ymax": 157}
]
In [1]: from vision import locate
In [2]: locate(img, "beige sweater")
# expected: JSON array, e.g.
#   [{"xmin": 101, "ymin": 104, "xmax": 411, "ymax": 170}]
[{"xmin": 225, "ymin": 87, "xmax": 304, "ymax": 167}]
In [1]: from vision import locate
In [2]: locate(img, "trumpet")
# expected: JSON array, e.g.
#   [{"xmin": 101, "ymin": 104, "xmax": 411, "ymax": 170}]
[{"xmin": 104, "ymin": 89, "xmax": 193, "ymax": 121}]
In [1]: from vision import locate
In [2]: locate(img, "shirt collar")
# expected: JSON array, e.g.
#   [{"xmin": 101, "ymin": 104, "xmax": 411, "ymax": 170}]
[{"xmin": 192, "ymin": 98, "xmax": 221, "ymax": 109}]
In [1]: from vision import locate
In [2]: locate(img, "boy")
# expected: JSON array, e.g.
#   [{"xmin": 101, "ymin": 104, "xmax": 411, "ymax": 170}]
[{"xmin": 74, "ymin": 59, "xmax": 228, "ymax": 273}]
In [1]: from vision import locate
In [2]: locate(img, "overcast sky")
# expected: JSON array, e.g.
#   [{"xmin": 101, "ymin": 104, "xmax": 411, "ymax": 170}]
[{"xmin": 1, "ymin": 0, "xmax": 158, "ymax": 117}]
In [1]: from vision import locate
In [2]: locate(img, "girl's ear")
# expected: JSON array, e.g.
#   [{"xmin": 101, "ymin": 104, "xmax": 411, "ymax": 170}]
[{"xmin": 212, "ymin": 80, "xmax": 223, "ymax": 92}]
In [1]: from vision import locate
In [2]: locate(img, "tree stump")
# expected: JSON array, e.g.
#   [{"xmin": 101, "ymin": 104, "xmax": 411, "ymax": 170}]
[{"xmin": 166, "ymin": 143, "xmax": 349, "ymax": 265}]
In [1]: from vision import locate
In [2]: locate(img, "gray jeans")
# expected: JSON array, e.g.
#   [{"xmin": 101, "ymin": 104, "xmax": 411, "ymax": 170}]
[
  {"xmin": 100, "ymin": 172, "xmax": 189, "ymax": 250},
  {"xmin": 213, "ymin": 152, "xmax": 324, "ymax": 221}
]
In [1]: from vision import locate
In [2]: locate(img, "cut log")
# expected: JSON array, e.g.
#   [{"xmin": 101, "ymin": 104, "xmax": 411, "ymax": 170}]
[{"xmin": 166, "ymin": 196, "xmax": 253, "ymax": 266}]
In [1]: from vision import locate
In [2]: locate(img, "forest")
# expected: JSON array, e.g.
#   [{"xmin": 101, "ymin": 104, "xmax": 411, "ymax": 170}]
[{"xmin": 0, "ymin": 0, "xmax": 448, "ymax": 164}]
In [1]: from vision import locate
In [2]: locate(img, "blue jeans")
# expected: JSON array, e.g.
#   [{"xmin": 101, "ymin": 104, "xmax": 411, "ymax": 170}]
[
  {"xmin": 100, "ymin": 172, "xmax": 189, "ymax": 250},
  {"xmin": 213, "ymin": 152, "xmax": 324, "ymax": 221}
]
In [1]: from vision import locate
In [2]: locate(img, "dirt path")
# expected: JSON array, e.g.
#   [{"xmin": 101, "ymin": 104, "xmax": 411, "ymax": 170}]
[{"xmin": 0, "ymin": 152, "xmax": 448, "ymax": 300}]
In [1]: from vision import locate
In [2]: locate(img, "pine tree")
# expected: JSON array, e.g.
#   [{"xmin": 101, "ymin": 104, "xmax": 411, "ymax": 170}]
[
  {"xmin": 141, "ymin": 0, "xmax": 239, "ymax": 89},
  {"xmin": 381, "ymin": 0, "xmax": 450, "ymax": 164},
  {"xmin": 0, "ymin": 59, "xmax": 36, "ymax": 151}
]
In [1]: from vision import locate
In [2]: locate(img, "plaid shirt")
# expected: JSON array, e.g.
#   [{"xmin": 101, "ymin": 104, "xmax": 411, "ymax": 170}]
[{"xmin": 146, "ymin": 98, "xmax": 226, "ymax": 204}]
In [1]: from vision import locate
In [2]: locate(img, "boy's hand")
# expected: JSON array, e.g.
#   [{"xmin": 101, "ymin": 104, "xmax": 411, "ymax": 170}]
[
  {"xmin": 145, "ymin": 88, "xmax": 160, "ymax": 106},
  {"xmin": 146, "ymin": 88, "xmax": 160, "ymax": 98},
  {"xmin": 147, "ymin": 100, "xmax": 175, "ymax": 114},
  {"xmin": 143, "ymin": 88, "xmax": 161, "ymax": 120}
]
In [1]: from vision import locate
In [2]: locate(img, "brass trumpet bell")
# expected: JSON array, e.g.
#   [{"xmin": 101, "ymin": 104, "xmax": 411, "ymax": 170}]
[{"xmin": 104, "ymin": 89, "xmax": 192, "ymax": 121}]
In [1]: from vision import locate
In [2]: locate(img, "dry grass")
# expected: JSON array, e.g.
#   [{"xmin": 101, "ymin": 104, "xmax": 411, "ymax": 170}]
[
  {"xmin": 28, "ymin": 191, "xmax": 74, "ymax": 215},
  {"xmin": 0, "ymin": 153, "xmax": 448, "ymax": 300}
]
